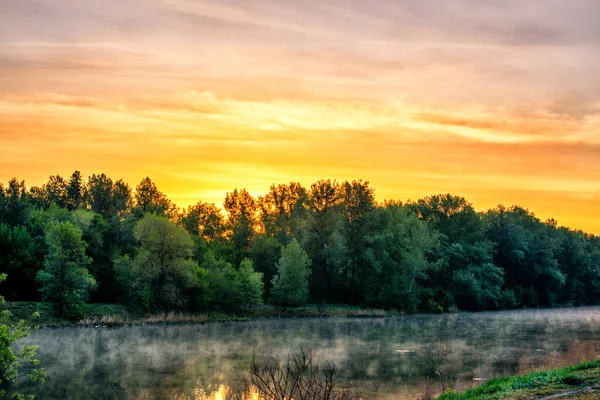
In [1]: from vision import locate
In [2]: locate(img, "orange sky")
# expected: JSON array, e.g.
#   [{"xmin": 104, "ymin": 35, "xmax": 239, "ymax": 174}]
[{"xmin": 1, "ymin": 0, "xmax": 600, "ymax": 233}]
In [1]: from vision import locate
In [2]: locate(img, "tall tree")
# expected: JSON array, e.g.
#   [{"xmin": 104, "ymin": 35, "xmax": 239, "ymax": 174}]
[
  {"xmin": 2, "ymin": 179, "xmax": 29, "ymax": 227},
  {"xmin": 300, "ymin": 179, "xmax": 346, "ymax": 301},
  {"xmin": 180, "ymin": 201, "xmax": 224, "ymax": 240},
  {"xmin": 483, "ymin": 205, "xmax": 564, "ymax": 306},
  {"xmin": 134, "ymin": 177, "xmax": 173, "ymax": 217},
  {"xmin": 112, "ymin": 179, "xmax": 133, "ymax": 217},
  {"xmin": 224, "ymin": 188, "xmax": 258, "ymax": 264},
  {"xmin": 271, "ymin": 239, "xmax": 311, "ymax": 310},
  {"xmin": 43, "ymin": 175, "xmax": 69, "ymax": 209},
  {"xmin": 258, "ymin": 182, "xmax": 307, "ymax": 243},
  {"xmin": 0, "ymin": 224, "xmax": 40, "ymax": 301},
  {"xmin": 238, "ymin": 258, "xmax": 264, "ymax": 311},
  {"xmin": 361, "ymin": 204, "xmax": 438, "ymax": 312},
  {"xmin": 117, "ymin": 214, "xmax": 200, "ymax": 311},
  {"xmin": 407, "ymin": 194, "xmax": 483, "ymax": 244},
  {"xmin": 249, "ymin": 235, "xmax": 282, "ymax": 299},
  {"xmin": 37, "ymin": 221, "xmax": 96, "ymax": 317},
  {"xmin": 202, "ymin": 253, "xmax": 242, "ymax": 312},
  {"xmin": 86, "ymin": 173, "xmax": 115, "ymax": 218},
  {"xmin": 339, "ymin": 180, "xmax": 375, "ymax": 300},
  {"xmin": 66, "ymin": 170, "xmax": 85, "ymax": 210}
]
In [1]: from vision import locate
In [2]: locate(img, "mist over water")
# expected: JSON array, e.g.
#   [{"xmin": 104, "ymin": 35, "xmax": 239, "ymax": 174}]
[{"xmin": 14, "ymin": 307, "xmax": 600, "ymax": 399}]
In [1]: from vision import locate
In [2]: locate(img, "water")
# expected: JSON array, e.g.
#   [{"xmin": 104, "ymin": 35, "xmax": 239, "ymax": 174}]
[{"xmin": 14, "ymin": 307, "xmax": 600, "ymax": 399}]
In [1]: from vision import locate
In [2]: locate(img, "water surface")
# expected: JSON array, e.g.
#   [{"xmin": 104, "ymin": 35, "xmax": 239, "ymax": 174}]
[{"xmin": 15, "ymin": 307, "xmax": 600, "ymax": 399}]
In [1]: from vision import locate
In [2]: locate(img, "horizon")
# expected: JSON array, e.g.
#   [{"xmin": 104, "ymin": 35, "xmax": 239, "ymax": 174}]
[{"xmin": 2, "ymin": 0, "xmax": 600, "ymax": 233}]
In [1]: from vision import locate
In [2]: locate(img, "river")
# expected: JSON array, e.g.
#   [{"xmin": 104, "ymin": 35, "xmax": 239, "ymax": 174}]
[{"xmin": 13, "ymin": 307, "xmax": 600, "ymax": 399}]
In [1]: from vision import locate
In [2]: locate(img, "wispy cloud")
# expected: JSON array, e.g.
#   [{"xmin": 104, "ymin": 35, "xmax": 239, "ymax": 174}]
[{"xmin": 1, "ymin": 0, "xmax": 600, "ymax": 232}]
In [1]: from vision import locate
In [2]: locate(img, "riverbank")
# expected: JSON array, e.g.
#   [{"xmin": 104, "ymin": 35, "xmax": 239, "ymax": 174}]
[
  {"xmin": 439, "ymin": 360, "xmax": 600, "ymax": 400},
  {"xmin": 6, "ymin": 301, "xmax": 398, "ymax": 328}
]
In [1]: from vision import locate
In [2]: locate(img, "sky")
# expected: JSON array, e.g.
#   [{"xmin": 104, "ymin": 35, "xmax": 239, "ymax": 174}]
[{"xmin": 1, "ymin": 0, "xmax": 600, "ymax": 232}]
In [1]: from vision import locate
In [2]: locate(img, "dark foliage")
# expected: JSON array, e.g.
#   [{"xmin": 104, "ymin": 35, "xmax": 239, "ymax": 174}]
[{"xmin": 1, "ymin": 172, "xmax": 600, "ymax": 314}]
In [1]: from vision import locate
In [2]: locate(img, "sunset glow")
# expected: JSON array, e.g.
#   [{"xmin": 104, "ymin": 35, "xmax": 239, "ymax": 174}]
[{"xmin": 2, "ymin": 0, "xmax": 600, "ymax": 232}]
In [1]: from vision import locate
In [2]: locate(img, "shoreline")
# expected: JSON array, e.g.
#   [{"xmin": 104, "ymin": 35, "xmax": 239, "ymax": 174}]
[
  {"xmin": 7, "ymin": 301, "xmax": 600, "ymax": 330},
  {"xmin": 6, "ymin": 301, "xmax": 399, "ymax": 329}
]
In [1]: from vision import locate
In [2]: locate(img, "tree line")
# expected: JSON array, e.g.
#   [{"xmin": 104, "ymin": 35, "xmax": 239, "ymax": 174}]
[{"xmin": 1, "ymin": 172, "xmax": 599, "ymax": 317}]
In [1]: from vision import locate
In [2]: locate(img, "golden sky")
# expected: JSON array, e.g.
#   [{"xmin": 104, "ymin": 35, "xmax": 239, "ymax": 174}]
[{"xmin": 1, "ymin": 0, "xmax": 600, "ymax": 233}]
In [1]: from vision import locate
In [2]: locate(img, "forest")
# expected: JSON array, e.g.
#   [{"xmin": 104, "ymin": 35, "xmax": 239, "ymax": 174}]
[{"xmin": 1, "ymin": 171, "xmax": 599, "ymax": 318}]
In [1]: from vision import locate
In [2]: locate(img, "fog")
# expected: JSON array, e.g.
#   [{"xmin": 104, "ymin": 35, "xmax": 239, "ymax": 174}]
[{"xmin": 14, "ymin": 307, "xmax": 600, "ymax": 399}]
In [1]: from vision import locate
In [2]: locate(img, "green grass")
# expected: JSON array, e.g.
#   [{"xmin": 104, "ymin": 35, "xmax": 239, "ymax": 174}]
[{"xmin": 438, "ymin": 360, "xmax": 600, "ymax": 400}]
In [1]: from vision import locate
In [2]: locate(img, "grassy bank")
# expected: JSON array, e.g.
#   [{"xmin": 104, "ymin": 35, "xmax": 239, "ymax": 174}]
[
  {"xmin": 439, "ymin": 360, "xmax": 600, "ymax": 400},
  {"xmin": 6, "ymin": 301, "xmax": 397, "ymax": 328}
]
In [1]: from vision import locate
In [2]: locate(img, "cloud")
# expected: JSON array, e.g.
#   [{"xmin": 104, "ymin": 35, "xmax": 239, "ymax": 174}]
[{"xmin": 2, "ymin": 0, "xmax": 600, "ymax": 232}]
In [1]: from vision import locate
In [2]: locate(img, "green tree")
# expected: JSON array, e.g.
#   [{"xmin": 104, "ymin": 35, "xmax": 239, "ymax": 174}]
[
  {"xmin": 72, "ymin": 210, "xmax": 116, "ymax": 303},
  {"xmin": 339, "ymin": 180, "xmax": 375, "ymax": 301},
  {"xmin": 66, "ymin": 170, "xmax": 85, "ymax": 210},
  {"xmin": 85, "ymin": 174, "xmax": 113, "ymax": 218},
  {"xmin": 180, "ymin": 201, "xmax": 224, "ymax": 240},
  {"xmin": 224, "ymin": 188, "xmax": 258, "ymax": 264},
  {"xmin": 271, "ymin": 239, "xmax": 311, "ymax": 310},
  {"xmin": 300, "ymin": 179, "xmax": 346, "ymax": 302},
  {"xmin": 0, "ymin": 224, "xmax": 40, "ymax": 301},
  {"xmin": 0, "ymin": 274, "xmax": 46, "ymax": 399},
  {"xmin": 118, "ymin": 214, "xmax": 199, "ymax": 311},
  {"xmin": 36, "ymin": 221, "xmax": 96, "ymax": 317},
  {"xmin": 407, "ymin": 194, "xmax": 483, "ymax": 244},
  {"xmin": 483, "ymin": 205, "xmax": 564, "ymax": 307},
  {"xmin": 1, "ymin": 179, "xmax": 30, "ymax": 227},
  {"xmin": 134, "ymin": 177, "xmax": 174, "ymax": 217},
  {"xmin": 258, "ymin": 182, "xmax": 307, "ymax": 243},
  {"xmin": 249, "ymin": 235, "xmax": 282, "ymax": 299},
  {"xmin": 202, "ymin": 253, "xmax": 242, "ymax": 312},
  {"xmin": 112, "ymin": 179, "xmax": 133, "ymax": 217},
  {"xmin": 448, "ymin": 241, "xmax": 505, "ymax": 310},
  {"xmin": 361, "ymin": 204, "xmax": 438, "ymax": 312},
  {"xmin": 238, "ymin": 258, "xmax": 264, "ymax": 311},
  {"xmin": 41, "ymin": 175, "xmax": 69, "ymax": 209}
]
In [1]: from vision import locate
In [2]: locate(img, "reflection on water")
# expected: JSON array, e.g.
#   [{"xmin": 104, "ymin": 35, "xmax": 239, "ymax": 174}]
[{"xmin": 13, "ymin": 307, "xmax": 600, "ymax": 399}]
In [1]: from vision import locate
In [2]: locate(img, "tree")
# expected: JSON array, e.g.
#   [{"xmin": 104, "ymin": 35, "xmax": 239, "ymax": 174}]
[
  {"xmin": 238, "ymin": 258, "xmax": 264, "ymax": 311},
  {"xmin": 339, "ymin": 180, "xmax": 375, "ymax": 301},
  {"xmin": 202, "ymin": 253, "xmax": 242, "ymax": 312},
  {"xmin": 112, "ymin": 179, "xmax": 133, "ymax": 217},
  {"xmin": 180, "ymin": 201, "xmax": 224, "ymax": 240},
  {"xmin": 1, "ymin": 179, "xmax": 29, "ymax": 227},
  {"xmin": 300, "ymin": 179, "xmax": 347, "ymax": 302},
  {"xmin": 42, "ymin": 175, "xmax": 69, "ymax": 209},
  {"xmin": 0, "ymin": 224, "xmax": 40, "ymax": 301},
  {"xmin": 66, "ymin": 170, "xmax": 85, "ymax": 210},
  {"xmin": 224, "ymin": 189, "xmax": 259, "ymax": 264},
  {"xmin": 483, "ymin": 205, "xmax": 564, "ymax": 307},
  {"xmin": 72, "ymin": 210, "xmax": 115, "ymax": 303},
  {"xmin": 271, "ymin": 239, "xmax": 311, "ymax": 310},
  {"xmin": 447, "ymin": 241, "xmax": 505, "ymax": 310},
  {"xmin": 250, "ymin": 236, "xmax": 282, "ymax": 299},
  {"xmin": 361, "ymin": 204, "xmax": 438, "ymax": 312},
  {"xmin": 134, "ymin": 177, "xmax": 173, "ymax": 217},
  {"xmin": 407, "ymin": 194, "xmax": 483, "ymax": 245},
  {"xmin": 36, "ymin": 222, "xmax": 96, "ymax": 318},
  {"xmin": 85, "ymin": 173, "xmax": 115, "ymax": 219},
  {"xmin": 117, "ymin": 214, "xmax": 199, "ymax": 311},
  {"xmin": 0, "ymin": 274, "xmax": 46, "ymax": 399},
  {"xmin": 258, "ymin": 182, "xmax": 308, "ymax": 243}
]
